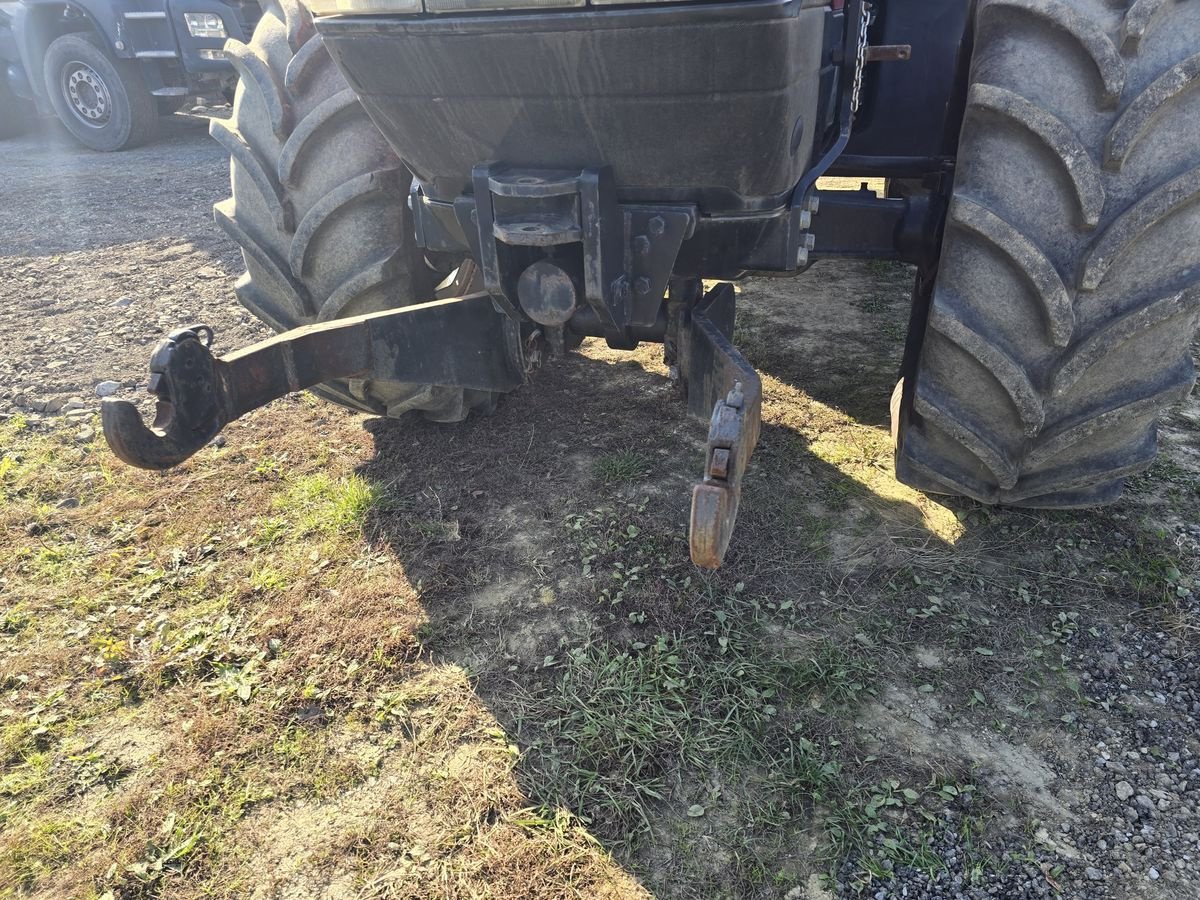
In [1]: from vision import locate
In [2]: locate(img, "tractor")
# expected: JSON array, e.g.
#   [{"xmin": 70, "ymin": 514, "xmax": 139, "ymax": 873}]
[{"xmin": 101, "ymin": 0, "xmax": 1200, "ymax": 567}]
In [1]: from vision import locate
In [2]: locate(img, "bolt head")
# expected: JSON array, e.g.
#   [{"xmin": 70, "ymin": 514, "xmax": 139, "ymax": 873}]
[
  {"xmin": 648, "ymin": 216, "xmax": 666, "ymax": 235},
  {"xmin": 634, "ymin": 277, "xmax": 652, "ymax": 295},
  {"xmin": 796, "ymin": 247, "xmax": 809, "ymax": 268},
  {"xmin": 633, "ymin": 235, "xmax": 651, "ymax": 255}
]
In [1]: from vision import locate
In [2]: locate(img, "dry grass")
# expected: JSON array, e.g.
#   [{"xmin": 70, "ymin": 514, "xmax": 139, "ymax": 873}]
[
  {"xmin": 0, "ymin": 405, "xmax": 642, "ymax": 898},
  {"xmin": 2, "ymin": 268, "xmax": 1198, "ymax": 898}
]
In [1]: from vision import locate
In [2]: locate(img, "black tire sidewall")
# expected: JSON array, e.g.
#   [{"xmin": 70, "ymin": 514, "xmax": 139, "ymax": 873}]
[{"xmin": 43, "ymin": 33, "xmax": 140, "ymax": 151}]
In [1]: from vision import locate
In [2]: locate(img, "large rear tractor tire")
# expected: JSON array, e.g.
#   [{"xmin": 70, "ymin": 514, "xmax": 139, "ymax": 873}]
[
  {"xmin": 896, "ymin": 0, "xmax": 1200, "ymax": 506},
  {"xmin": 213, "ymin": 0, "xmax": 498, "ymax": 422}
]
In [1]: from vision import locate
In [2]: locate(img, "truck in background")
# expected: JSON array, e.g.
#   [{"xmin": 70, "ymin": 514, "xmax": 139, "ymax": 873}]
[{"xmin": 0, "ymin": 0, "xmax": 260, "ymax": 150}]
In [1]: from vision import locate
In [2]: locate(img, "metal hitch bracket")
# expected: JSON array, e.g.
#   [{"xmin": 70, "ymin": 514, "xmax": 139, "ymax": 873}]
[
  {"xmin": 102, "ymin": 293, "xmax": 524, "ymax": 470},
  {"xmin": 680, "ymin": 284, "xmax": 763, "ymax": 569},
  {"xmin": 104, "ymin": 281, "xmax": 761, "ymax": 570}
]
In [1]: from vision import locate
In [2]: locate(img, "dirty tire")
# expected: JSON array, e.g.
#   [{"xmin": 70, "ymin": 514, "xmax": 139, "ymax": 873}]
[
  {"xmin": 213, "ymin": 0, "xmax": 496, "ymax": 421},
  {"xmin": 42, "ymin": 32, "xmax": 158, "ymax": 151},
  {"xmin": 895, "ymin": 0, "xmax": 1200, "ymax": 506}
]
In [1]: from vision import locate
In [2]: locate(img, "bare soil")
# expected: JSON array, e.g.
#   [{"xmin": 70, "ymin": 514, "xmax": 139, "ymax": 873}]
[{"xmin": 2, "ymin": 121, "xmax": 1199, "ymax": 900}]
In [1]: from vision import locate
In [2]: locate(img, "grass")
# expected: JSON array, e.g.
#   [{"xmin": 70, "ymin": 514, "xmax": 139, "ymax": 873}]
[
  {"xmin": 2, "ymin": 319, "xmax": 1198, "ymax": 897},
  {"xmin": 592, "ymin": 450, "xmax": 652, "ymax": 484},
  {"xmin": 0, "ymin": 407, "xmax": 646, "ymax": 898}
]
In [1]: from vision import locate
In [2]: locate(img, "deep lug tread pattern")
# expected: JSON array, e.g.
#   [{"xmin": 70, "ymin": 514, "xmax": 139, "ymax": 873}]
[
  {"xmin": 223, "ymin": 39, "xmax": 290, "ymax": 139},
  {"xmin": 209, "ymin": 119, "xmax": 294, "ymax": 232},
  {"xmin": 1081, "ymin": 165, "xmax": 1200, "ymax": 290},
  {"xmin": 949, "ymin": 197, "xmax": 1075, "ymax": 346},
  {"xmin": 283, "ymin": 36, "xmax": 328, "ymax": 93},
  {"xmin": 985, "ymin": 0, "xmax": 1126, "ymax": 105},
  {"xmin": 1052, "ymin": 287, "xmax": 1200, "ymax": 395},
  {"xmin": 319, "ymin": 251, "xmax": 405, "ymax": 322},
  {"xmin": 213, "ymin": 0, "xmax": 496, "ymax": 420},
  {"xmin": 289, "ymin": 169, "xmax": 404, "ymax": 278},
  {"xmin": 969, "ymin": 83, "xmax": 1105, "ymax": 227},
  {"xmin": 276, "ymin": 88, "xmax": 360, "ymax": 190},
  {"xmin": 214, "ymin": 199, "xmax": 312, "ymax": 318},
  {"xmin": 1026, "ymin": 373, "xmax": 1195, "ymax": 470},
  {"xmin": 1106, "ymin": 52, "xmax": 1200, "ymax": 168},
  {"xmin": 896, "ymin": 0, "xmax": 1200, "ymax": 509},
  {"xmin": 913, "ymin": 386, "xmax": 1019, "ymax": 489},
  {"xmin": 927, "ymin": 305, "xmax": 1045, "ymax": 435},
  {"xmin": 1120, "ymin": 0, "xmax": 1173, "ymax": 53}
]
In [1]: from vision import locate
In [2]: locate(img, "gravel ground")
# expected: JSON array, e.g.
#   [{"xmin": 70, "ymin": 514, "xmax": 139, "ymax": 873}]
[
  {"xmin": 838, "ymin": 529, "xmax": 1200, "ymax": 900},
  {"xmin": 2, "ymin": 115, "xmax": 1199, "ymax": 900},
  {"xmin": 0, "ymin": 112, "xmax": 268, "ymax": 428}
]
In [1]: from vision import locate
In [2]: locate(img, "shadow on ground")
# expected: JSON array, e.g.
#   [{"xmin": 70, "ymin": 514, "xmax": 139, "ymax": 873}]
[{"xmin": 351, "ymin": 308, "xmax": 981, "ymax": 895}]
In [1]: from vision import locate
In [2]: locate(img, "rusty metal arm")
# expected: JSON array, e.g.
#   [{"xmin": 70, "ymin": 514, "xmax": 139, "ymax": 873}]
[
  {"xmin": 102, "ymin": 293, "xmax": 523, "ymax": 470},
  {"xmin": 680, "ymin": 284, "xmax": 763, "ymax": 569}
]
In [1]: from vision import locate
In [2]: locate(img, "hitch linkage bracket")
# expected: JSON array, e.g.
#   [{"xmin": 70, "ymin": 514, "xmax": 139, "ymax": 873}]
[
  {"xmin": 680, "ymin": 283, "xmax": 763, "ymax": 569},
  {"xmin": 101, "ymin": 293, "xmax": 524, "ymax": 470}
]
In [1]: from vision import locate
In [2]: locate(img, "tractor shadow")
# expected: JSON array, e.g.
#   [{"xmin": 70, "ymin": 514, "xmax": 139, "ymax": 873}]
[{"xmin": 352, "ymin": 302, "xmax": 985, "ymax": 892}]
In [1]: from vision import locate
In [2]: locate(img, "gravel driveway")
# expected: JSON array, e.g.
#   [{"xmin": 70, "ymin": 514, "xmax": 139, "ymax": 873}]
[{"xmin": 0, "ymin": 113, "xmax": 268, "ymax": 425}]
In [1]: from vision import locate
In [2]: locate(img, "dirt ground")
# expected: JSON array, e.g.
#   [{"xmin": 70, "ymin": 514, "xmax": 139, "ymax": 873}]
[{"xmin": 2, "ymin": 119, "xmax": 1199, "ymax": 900}]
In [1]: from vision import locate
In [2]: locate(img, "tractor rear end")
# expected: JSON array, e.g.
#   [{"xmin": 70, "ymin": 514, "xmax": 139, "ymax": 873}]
[{"xmin": 102, "ymin": 0, "xmax": 1200, "ymax": 565}]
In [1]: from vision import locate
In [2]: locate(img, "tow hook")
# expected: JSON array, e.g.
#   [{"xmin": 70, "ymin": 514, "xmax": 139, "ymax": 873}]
[{"xmin": 101, "ymin": 293, "xmax": 524, "ymax": 469}]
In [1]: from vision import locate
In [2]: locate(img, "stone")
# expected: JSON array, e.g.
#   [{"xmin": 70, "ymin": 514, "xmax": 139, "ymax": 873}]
[
  {"xmin": 1117, "ymin": 781, "xmax": 1136, "ymax": 801},
  {"xmin": 55, "ymin": 497, "xmax": 79, "ymax": 510},
  {"xmin": 1085, "ymin": 867, "xmax": 1104, "ymax": 881},
  {"xmin": 75, "ymin": 427, "xmax": 95, "ymax": 443},
  {"xmin": 95, "ymin": 381, "xmax": 121, "ymax": 397}
]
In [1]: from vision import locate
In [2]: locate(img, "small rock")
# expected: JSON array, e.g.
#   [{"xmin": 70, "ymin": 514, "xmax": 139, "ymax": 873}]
[
  {"xmin": 113, "ymin": 297, "xmax": 133, "ymax": 308},
  {"xmin": 1085, "ymin": 866, "xmax": 1104, "ymax": 881},
  {"xmin": 1117, "ymin": 781, "xmax": 1136, "ymax": 801},
  {"xmin": 55, "ymin": 497, "xmax": 79, "ymax": 509},
  {"xmin": 75, "ymin": 426, "xmax": 95, "ymax": 443},
  {"xmin": 1149, "ymin": 867, "xmax": 1160, "ymax": 880},
  {"xmin": 95, "ymin": 381, "xmax": 121, "ymax": 397},
  {"xmin": 62, "ymin": 398, "xmax": 86, "ymax": 412}
]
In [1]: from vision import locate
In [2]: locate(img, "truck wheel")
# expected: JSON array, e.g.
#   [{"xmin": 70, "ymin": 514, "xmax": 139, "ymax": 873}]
[
  {"xmin": 42, "ymin": 32, "xmax": 157, "ymax": 151},
  {"xmin": 212, "ymin": 0, "xmax": 496, "ymax": 422},
  {"xmin": 895, "ymin": 0, "xmax": 1200, "ymax": 507}
]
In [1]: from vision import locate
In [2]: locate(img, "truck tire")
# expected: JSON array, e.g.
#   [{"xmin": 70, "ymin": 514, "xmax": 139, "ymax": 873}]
[
  {"xmin": 894, "ymin": 0, "xmax": 1200, "ymax": 507},
  {"xmin": 42, "ymin": 32, "xmax": 157, "ymax": 151},
  {"xmin": 212, "ymin": 0, "xmax": 496, "ymax": 422}
]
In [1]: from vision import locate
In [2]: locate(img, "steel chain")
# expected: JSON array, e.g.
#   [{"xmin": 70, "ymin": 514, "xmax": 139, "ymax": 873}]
[{"xmin": 851, "ymin": 2, "xmax": 874, "ymax": 115}]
